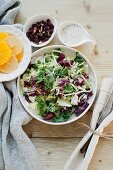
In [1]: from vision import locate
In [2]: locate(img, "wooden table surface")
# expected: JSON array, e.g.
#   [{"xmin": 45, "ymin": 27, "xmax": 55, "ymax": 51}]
[{"xmin": 17, "ymin": 0, "xmax": 113, "ymax": 169}]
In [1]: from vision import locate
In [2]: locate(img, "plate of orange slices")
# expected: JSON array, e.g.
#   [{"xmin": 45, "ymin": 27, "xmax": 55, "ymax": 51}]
[{"xmin": 0, "ymin": 25, "xmax": 31, "ymax": 82}]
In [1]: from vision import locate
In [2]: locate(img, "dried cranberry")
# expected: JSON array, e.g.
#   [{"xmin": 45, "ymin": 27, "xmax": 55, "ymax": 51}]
[
  {"xmin": 43, "ymin": 112, "xmax": 55, "ymax": 120},
  {"xmin": 57, "ymin": 53, "xmax": 65, "ymax": 62},
  {"xmin": 59, "ymin": 79, "xmax": 69, "ymax": 87},
  {"xmin": 37, "ymin": 82, "xmax": 44, "ymax": 88},
  {"xmin": 29, "ymin": 77, "xmax": 36, "ymax": 86},
  {"xmin": 47, "ymin": 19, "xmax": 51, "ymax": 23},
  {"xmin": 29, "ymin": 92, "xmax": 37, "ymax": 97},
  {"xmin": 82, "ymin": 72, "xmax": 89, "ymax": 79},
  {"xmin": 32, "ymin": 24, "xmax": 37, "ymax": 27},
  {"xmin": 24, "ymin": 81, "xmax": 31, "ymax": 88},
  {"xmin": 63, "ymin": 61, "xmax": 70, "ymax": 67},
  {"xmin": 40, "ymin": 89, "xmax": 50, "ymax": 95},
  {"xmin": 70, "ymin": 60, "xmax": 74, "ymax": 65},
  {"xmin": 75, "ymin": 102, "xmax": 89, "ymax": 116},
  {"xmin": 59, "ymin": 60, "xmax": 70, "ymax": 67},
  {"xmin": 57, "ymin": 88, "xmax": 63, "ymax": 98},
  {"xmin": 24, "ymin": 94, "xmax": 31, "ymax": 103},
  {"xmin": 78, "ymin": 99, "xmax": 87, "ymax": 106},
  {"xmin": 28, "ymin": 62, "xmax": 34, "ymax": 69},
  {"xmin": 87, "ymin": 91, "xmax": 93, "ymax": 99},
  {"xmin": 77, "ymin": 92, "xmax": 84, "ymax": 98},
  {"xmin": 74, "ymin": 77, "xmax": 84, "ymax": 86}
]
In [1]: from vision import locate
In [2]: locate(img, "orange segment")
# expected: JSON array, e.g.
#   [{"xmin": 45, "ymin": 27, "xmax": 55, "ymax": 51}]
[
  {"xmin": 0, "ymin": 32, "xmax": 9, "ymax": 41},
  {"xmin": 0, "ymin": 55, "xmax": 18, "ymax": 73},
  {"xmin": 4, "ymin": 36, "xmax": 22, "ymax": 56},
  {"xmin": 16, "ymin": 49, "xmax": 23, "ymax": 62},
  {"xmin": 0, "ymin": 41, "xmax": 12, "ymax": 65}
]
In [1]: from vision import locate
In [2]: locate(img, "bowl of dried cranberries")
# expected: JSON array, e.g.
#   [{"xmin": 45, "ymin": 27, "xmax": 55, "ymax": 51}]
[{"xmin": 23, "ymin": 14, "xmax": 57, "ymax": 48}]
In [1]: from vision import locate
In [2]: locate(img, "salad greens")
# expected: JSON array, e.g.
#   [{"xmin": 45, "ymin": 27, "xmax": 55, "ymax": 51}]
[{"xmin": 20, "ymin": 48, "xmax": 93, "ymax": 123}]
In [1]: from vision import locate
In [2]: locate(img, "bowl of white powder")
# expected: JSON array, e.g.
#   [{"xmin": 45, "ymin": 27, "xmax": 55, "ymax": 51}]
[{"xmin": 58, "ymin": 21, "xmax": 96, "ymax": 47}]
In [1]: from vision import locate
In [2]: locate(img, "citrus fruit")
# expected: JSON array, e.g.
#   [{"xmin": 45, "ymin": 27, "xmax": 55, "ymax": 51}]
[
  {"xmin": 0, "ymin": 55, "xmax": 18, "ymax": 73},
  {"xmin": 0, "ymin": 41, "xmax": 12, "ymax": 65},
  {"xmin": 0, "ymin": 32, "xmax": 9, "ymax": 41},
  {"xmin": 4, "ymin": 36, "xmax": 22, "ymax": 56},
  {"xmin": 16, "ymin": 49, "xmax": 23, "ymax": 62}
]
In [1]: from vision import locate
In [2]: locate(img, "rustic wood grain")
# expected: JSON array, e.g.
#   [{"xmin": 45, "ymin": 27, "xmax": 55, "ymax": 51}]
[
  {"xmin": 18, "ymin": 0, "xmax": 113, "ymax": 169},
  {"xmin": 31, "ymin": 136, "xmax": 113, "ymax": 170}
]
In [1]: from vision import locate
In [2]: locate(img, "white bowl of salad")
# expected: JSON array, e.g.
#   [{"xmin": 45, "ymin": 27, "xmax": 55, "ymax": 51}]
[{"xmin": 17, "ymin": 45, "xmax": 97, "ymax": 125}]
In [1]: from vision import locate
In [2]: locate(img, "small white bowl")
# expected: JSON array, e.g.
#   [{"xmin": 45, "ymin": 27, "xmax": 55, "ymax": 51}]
[
  {"xmin": 23, "ymin": 14, "xmax": 57, "ymax": 48},
  {"xmin": 0, "ymin": 25, "xmax": 32, "ymax": 82},
  {"xmin": 17, "ymin": 45, "xmax": 97, "ymax": 125},
  {"xmin": 57, "ymin": 21, "xmax": 96, "ymax": 47}
]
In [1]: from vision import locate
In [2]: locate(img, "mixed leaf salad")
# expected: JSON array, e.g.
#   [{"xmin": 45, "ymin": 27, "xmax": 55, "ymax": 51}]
[{"xmin": 20, "ymin": 48, "xmax": 93, "ymax": 123}]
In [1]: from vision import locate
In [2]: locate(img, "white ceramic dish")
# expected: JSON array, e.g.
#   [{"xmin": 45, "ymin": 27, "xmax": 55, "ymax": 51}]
[
  {"xmin": 57, "ymin": 21, "xmax": 96, "ymax": 47},
  {"xmin": 17, "ymin": 45, "xmax": 97, "ymax": 125},
  {"xmin": 23, "ymin": 14, "xmax": 57, "ymax": 48},
  {"xmin": 0, "ymin": 25, "xmax": 32, "ymax": 82}
]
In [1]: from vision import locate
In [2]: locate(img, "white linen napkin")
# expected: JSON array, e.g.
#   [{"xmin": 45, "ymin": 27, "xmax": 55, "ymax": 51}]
[
  {"xmin": 63, "ymin": 78, "xmax": 113, "ymax": 170},
  {"xmin": 0, "ymin": 1, "xmax": 42, "ymax": 170}
]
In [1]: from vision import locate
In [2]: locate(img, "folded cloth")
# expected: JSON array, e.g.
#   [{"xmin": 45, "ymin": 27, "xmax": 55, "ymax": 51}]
[
  {"xmin": 0, "ymin": 1, "xmax": 42, "ymax": 170},
  {"xmin": 63, "ymin": 78, "xmax": 113, "ymax": 170}
]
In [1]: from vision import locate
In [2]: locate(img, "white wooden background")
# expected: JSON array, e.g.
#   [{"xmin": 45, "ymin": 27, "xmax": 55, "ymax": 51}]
[{"xmin": 16, "ymin": 0, "xmax": 113, "ymax": 169}]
